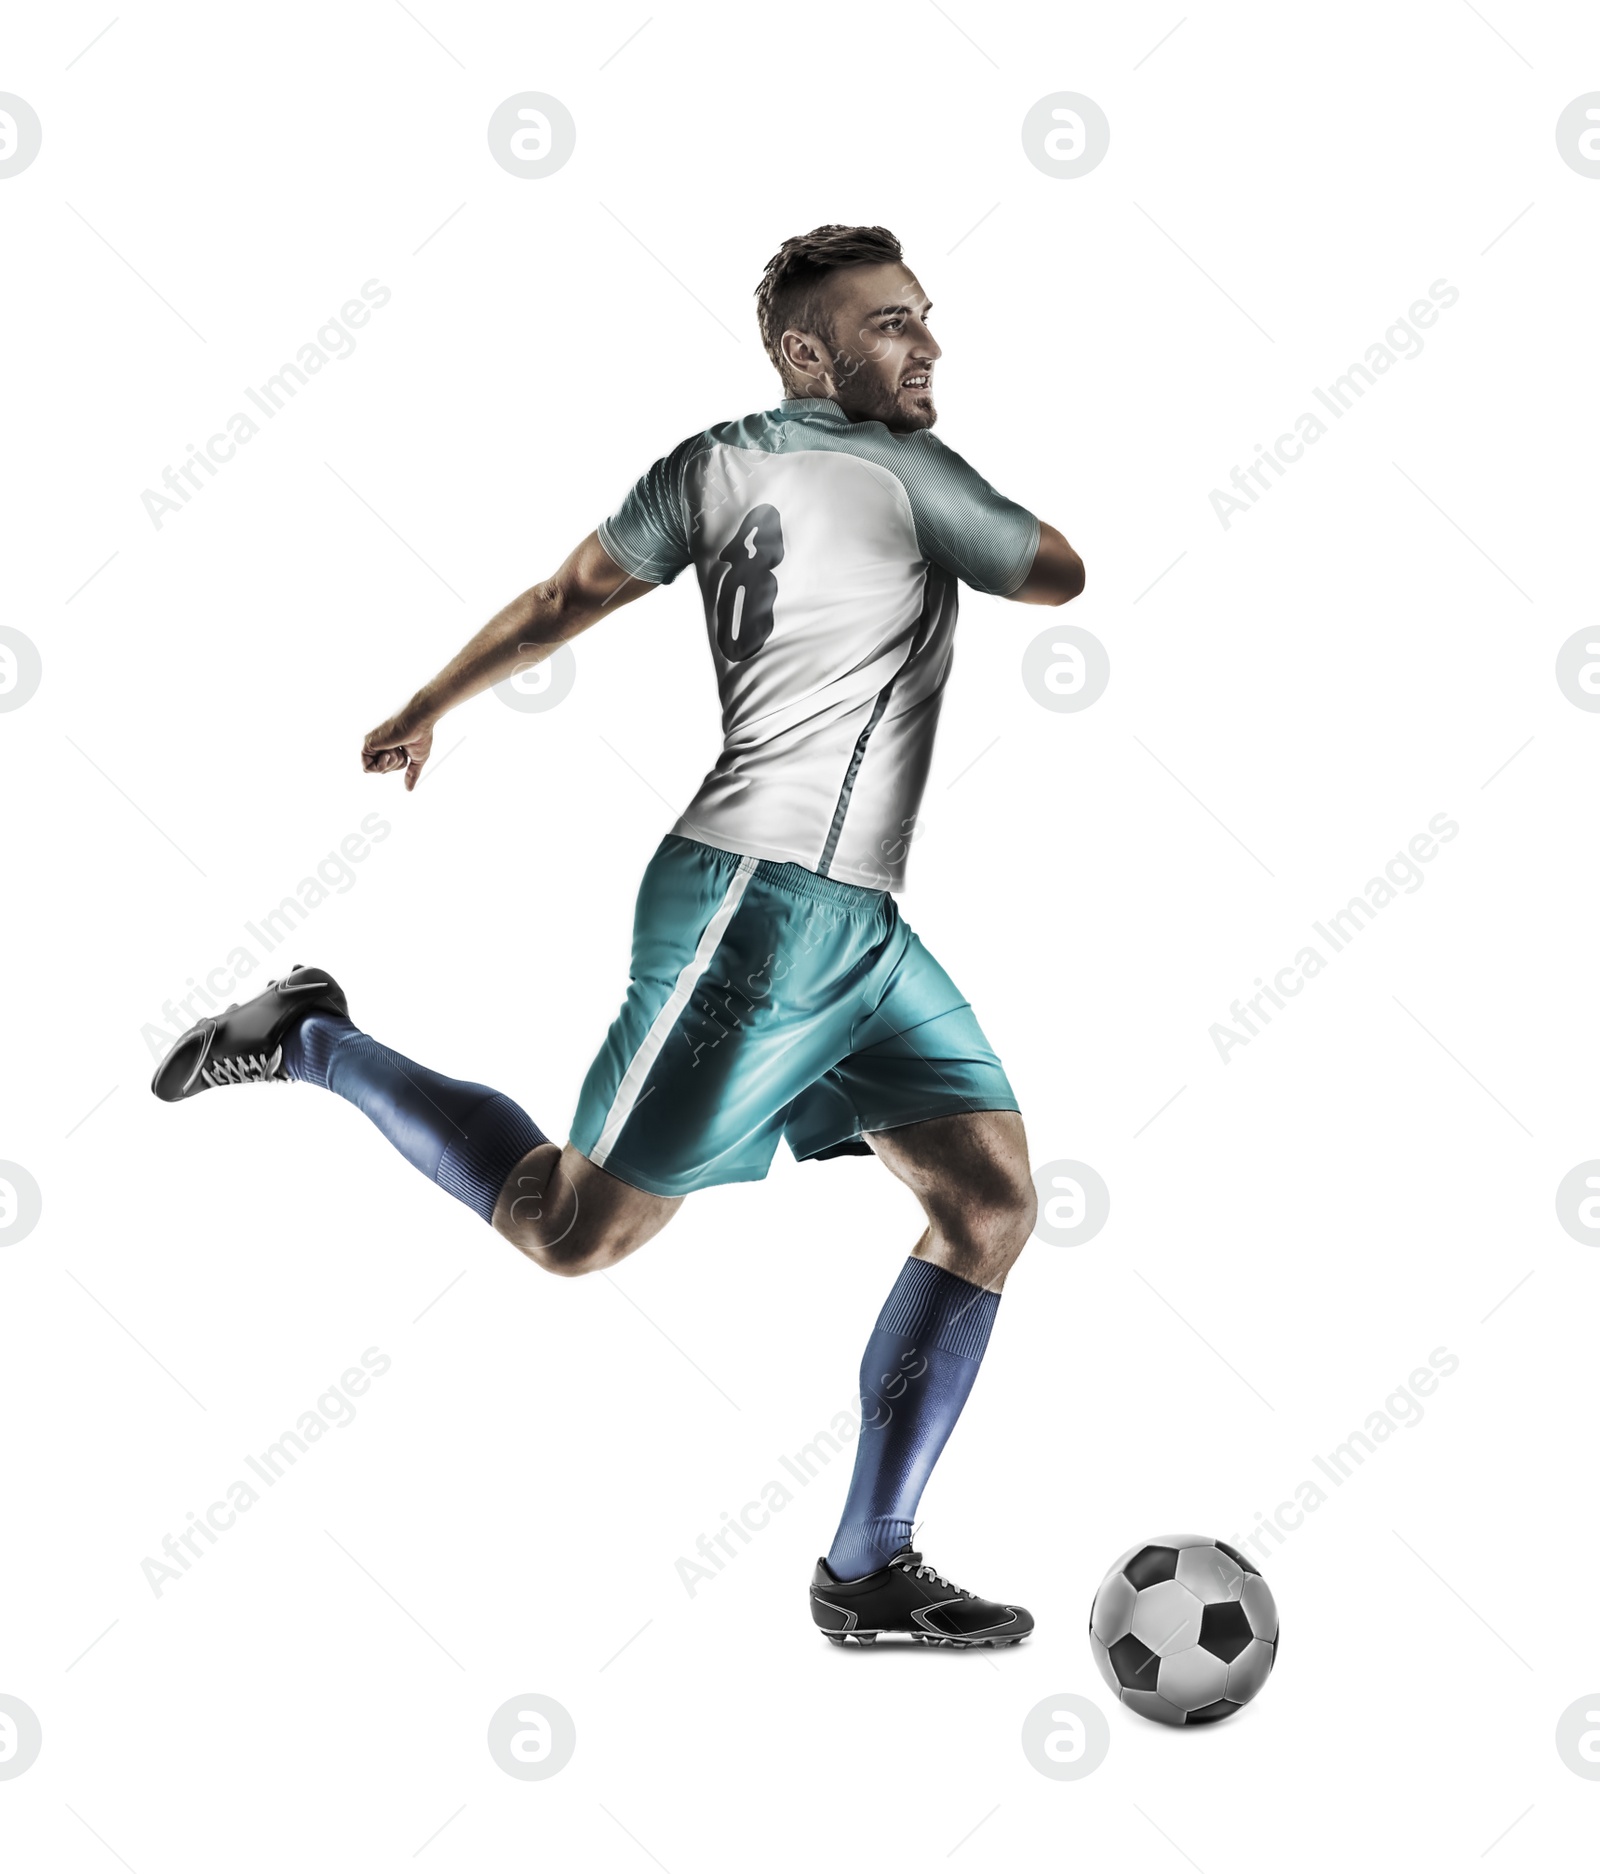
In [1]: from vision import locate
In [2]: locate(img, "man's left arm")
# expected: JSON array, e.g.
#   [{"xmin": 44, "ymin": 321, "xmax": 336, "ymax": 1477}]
[
  {"xmin": 913, "ymin": 438, "xmax": 1083, "ymax": 608},
  {"xmin": 1006, "ymin": 521, "xmax": 1085, "ymax": 606}
]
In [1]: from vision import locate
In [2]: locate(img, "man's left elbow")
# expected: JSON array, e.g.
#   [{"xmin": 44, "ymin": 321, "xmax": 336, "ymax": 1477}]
[{"xmin": 1056, "ymin": 556, "xmax": 1086, "ymax": 604}]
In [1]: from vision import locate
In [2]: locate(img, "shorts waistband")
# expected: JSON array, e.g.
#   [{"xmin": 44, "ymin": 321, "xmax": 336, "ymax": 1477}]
[
  {"xmin": 666, "ymin": 836, "xmax": 890, "ymax": 912},
  {"xmin": 752, "ymin": 855, "xmax": 888, "ymax": 910}
]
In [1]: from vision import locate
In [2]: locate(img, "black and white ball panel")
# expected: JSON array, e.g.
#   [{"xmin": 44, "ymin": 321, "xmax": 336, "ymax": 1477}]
[{"xmin": 1089, "ymin": 1535, "xmax": 1279, "ymax": 1727}]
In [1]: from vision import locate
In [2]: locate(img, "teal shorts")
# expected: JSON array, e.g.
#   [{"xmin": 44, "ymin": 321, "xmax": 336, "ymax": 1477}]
[{"xmin": 570, "ymin": 835, "xmax": 1018, "ymax": 1197}]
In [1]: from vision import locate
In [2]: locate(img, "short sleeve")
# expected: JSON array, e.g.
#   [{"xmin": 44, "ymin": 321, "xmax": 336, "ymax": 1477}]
[
  {"xmin": 596, "ymin": 433, "xmax": 704, "ymax": 587},
  {"xmin": 903, "ymin": 435, "xmax": 1040, "ymax": 596}
]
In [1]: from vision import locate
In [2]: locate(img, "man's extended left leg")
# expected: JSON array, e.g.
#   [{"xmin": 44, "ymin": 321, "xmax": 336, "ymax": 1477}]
[
  {"xmin": 149, "ymin": 964, "xmax": 681, "ymax": 1276},
  {"xmin": 810, "ymin": 1110, "xmax": 1038, "ymax": 1647}
]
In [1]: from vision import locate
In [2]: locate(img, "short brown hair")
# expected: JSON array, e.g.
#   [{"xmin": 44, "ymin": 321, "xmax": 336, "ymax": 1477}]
[{"xmin": 754, "ymin": 224, "xmax": 904, "ymax": 387}]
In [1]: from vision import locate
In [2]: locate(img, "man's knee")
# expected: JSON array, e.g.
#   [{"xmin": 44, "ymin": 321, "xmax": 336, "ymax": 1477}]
[
  {"xmin": 522, "ymin": 1223, "xmax": 616, "ymax": 1278},
  {"xmin": 1004, "ymin": 1166, "xmax": 1039, "ymax": 1250},
  {"xmin": 942, "ymin": 1157, "xmax": 1037, "ymax": 1278},
  {"xmin": 493, "ymin": 1151, "xmax": 675, "ymax": 1277},
  {"xmin": 498, "ymin": 1200, "xmax": 641, "ymax": 1276},
  {"xmin": 494, "ymin": 1208, "xmax": 619, "ymax": 1275},
  {"xmin": 976, "ymin": 1168, "xmax": 1038, "ymax": 1257},
  {"xmin": 492, "ymin": 1145, "xmax": 603, "ymax": 1275}
]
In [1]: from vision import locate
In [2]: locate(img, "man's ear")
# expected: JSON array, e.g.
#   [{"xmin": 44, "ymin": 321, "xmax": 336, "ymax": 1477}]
[{"xmin": 781, "ymin": 327, "xmax": 835, "ymax": 396}]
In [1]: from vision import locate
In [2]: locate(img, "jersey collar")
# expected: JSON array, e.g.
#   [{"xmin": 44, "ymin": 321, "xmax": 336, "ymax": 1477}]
[{"xmin": 776, "ymin": 396, "xmax": 849, "ymax": 422}]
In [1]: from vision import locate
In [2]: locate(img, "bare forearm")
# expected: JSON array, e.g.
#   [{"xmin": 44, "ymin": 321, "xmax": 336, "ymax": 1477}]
[
  {"xmin": 410, "ymin": 582, "xmax": 566, "ymax": 723},
  {"xmin": 362, "ymin": 531, "xmax": 653, "ymax": 790}
]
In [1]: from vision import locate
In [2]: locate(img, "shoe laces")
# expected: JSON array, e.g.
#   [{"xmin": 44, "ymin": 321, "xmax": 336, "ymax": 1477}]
[
  {"xmin": 188, "ymin": 966, "xmax": 325, "ymax": 1090},
  {"xmin": 200, "ymin": 1044, "xmax": 287, "ymax": 1088},
  {"xmin": 895, "ymin": 1550, "xmax": 973, "ymax": 1598}
]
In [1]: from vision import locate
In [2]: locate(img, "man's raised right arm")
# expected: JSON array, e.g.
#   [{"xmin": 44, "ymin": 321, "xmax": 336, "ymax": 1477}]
[{"xmin": 361, "ymin": 531, "xmax": 656, "ymax": 790}]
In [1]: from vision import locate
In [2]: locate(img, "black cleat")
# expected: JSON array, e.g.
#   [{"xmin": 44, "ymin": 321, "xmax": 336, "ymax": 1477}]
[
  {"xmin": 150, "ymin": 965, "xmax": 348, "ymax": 1103},
  {"xmin": 810, "ymin": 1545, "xmax": 1033, "ymax": 1648}
]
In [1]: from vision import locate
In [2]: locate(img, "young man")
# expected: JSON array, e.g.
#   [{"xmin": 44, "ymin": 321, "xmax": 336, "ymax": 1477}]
[{"xmin": 153, "ymin": 224, "xmax": 1085, "ymax": 1646}]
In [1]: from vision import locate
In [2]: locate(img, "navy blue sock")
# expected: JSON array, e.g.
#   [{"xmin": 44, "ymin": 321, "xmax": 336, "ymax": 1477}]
[
  {"xmin": 825, "ymin": 1257, "xmax": 1001, "ymax": 1580},
  {"xmin": 282, "ymin": 1012, "xmax": 547, "ymax": 1224}
]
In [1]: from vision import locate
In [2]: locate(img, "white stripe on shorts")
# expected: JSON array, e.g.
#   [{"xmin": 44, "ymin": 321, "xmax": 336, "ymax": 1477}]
[{"xmin": 590, "ymin": 855, "xmax": 759, "ymax": 1169}]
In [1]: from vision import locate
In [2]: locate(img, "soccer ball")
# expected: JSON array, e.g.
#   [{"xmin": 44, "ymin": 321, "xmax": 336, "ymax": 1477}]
[{"xmin": 1088, "ymin": 1534, "xmax": 1279, "ymax": 1726}]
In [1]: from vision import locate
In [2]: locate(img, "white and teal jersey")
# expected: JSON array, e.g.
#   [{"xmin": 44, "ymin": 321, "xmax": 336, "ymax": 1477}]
[{"xmin": 596, "ymin": 397, "xmax": 1039, "ymax": 890}]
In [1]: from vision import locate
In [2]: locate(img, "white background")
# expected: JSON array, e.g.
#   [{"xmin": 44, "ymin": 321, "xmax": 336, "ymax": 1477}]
[{"xmin": 2, "ymin": 0, "xmax": 1597, "ymax": 1865}]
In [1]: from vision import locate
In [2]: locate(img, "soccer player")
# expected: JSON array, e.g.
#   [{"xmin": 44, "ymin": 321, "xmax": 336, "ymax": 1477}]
[{"xmin": 153, "ymin": 224, "xmax": 1085, "ymax": 1646}]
